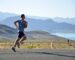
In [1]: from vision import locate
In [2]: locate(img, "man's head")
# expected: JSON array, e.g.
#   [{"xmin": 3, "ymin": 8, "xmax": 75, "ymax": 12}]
[{"xmin": 21, "ymin": 14, "xmax": 25, "ymax": 20}]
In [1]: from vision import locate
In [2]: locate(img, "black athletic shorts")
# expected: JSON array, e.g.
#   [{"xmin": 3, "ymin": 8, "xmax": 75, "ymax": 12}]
[{"xmin": 18, "ymin": 31, "xmax": 26, "ymax": 38}]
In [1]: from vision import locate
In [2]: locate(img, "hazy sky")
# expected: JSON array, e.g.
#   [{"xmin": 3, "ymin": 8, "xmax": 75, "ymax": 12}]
[{"xmin": 0, "ymin": 0, "xmax": 75, "ymax": 18}]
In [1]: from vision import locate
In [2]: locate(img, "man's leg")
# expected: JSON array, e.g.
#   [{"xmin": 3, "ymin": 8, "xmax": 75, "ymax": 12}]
[
  {"xmin": 13, "ymin": 38, "xmax": 21, "ymax": 48},
  {"xmin": 20, "ymin": 36, "xmax": 27, "ymax": 45},
  {"xmin": 12, "ymin": 38, "xmax": 21, "ymax": 52}
]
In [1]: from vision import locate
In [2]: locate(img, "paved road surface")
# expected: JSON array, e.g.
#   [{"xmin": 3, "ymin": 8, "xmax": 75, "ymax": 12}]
[{"xmin": 0, "ymin": 49, "xmax": 75, "ymax": 60}]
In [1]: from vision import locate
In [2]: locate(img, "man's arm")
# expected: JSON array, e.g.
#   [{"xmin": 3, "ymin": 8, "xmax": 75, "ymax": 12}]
[
  {"xmin": 23, "ymin": 20, "xmax": 28, "ymax": 28},
  {"xmin": 14, "ymin": 20, "xmax": 18, "ymax": 29}
]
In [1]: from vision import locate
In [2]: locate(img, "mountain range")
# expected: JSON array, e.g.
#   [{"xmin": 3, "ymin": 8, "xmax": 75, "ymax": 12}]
[
  {"xmin": 0, "ymin": 12, "xmax": 17, "ymax": 21},
  {"xmin": 0, "ymin": 12, "xmax": 75, "ymax": 33},
  {"xmin": 53, "ymin": 17, "xmax": 75, "ymax": 25}
]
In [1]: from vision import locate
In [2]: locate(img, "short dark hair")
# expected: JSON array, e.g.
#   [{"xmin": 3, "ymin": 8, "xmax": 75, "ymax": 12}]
[{"xmin": 21, "ymin": 14, "xmax": 25, "ymax": 18}]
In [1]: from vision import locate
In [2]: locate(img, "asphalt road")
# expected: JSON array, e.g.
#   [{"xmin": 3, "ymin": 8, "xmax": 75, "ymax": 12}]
[{"xmin": 0, "ymin": 49, "xmax": 75, "ymax": 60}]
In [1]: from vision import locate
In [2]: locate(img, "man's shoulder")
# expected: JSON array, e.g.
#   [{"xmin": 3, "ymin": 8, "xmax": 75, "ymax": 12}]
[
  {"xmin": 18, "ymin": 20, "xmax": 21, "ymax": 21},
  {"xmin": 16, "ymin": 20, "xmax": 21, "ymax": 22}
]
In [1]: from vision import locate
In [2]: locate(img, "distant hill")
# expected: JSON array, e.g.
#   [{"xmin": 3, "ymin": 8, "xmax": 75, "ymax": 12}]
[
  {"xmin": 0, "ymin": 24, "xmax": 69, "ymax": 42},
  {"xmin": 0, "ymin": 24, "xmax": 17, "ymax": 40},
  {"xmin": 1, "ymin": 16, "xmax": 75, "ymax": 33}
]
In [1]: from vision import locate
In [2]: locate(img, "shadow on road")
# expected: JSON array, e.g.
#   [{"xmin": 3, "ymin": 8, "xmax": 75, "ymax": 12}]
[{"xmin": 32, "ymin": 52, "xmax": 75, "ymax": 58}]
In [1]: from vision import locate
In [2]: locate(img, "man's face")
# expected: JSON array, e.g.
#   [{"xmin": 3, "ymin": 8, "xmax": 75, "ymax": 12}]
[{"xmin": 21, "ymin": 16, "xmax": 25, "ymax": 20}]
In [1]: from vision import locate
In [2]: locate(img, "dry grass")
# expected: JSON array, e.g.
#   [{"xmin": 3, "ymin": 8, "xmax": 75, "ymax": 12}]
[{"xmin": 0, "ymin": 40, "xmax": 75, "ymax": 49}]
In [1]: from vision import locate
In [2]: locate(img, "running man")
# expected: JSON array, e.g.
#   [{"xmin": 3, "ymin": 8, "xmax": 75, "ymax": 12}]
[{"xmin": 12, "ymin": 14, "xmax": 28, "ymax": 52}]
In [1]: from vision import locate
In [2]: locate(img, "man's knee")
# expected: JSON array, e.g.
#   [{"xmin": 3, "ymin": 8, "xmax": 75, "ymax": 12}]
[
  {"xmin": 15, "ymin": 38, "xmax": 21, "ymax": 43},
  {"xmin": 23, "ymin": 36, "xmax": 27, "ymax": 40}
]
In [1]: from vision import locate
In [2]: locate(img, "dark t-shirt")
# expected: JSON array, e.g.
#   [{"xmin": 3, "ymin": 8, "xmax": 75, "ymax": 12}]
[{"xmin": 17, "ymin": 20, "xmax": 24, "ymax": 32}]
